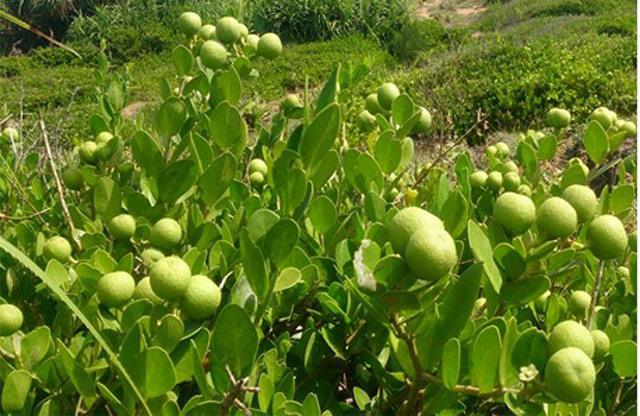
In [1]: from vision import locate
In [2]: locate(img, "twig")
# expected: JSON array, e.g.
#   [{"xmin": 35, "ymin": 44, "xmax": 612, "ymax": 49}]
[
  {"xmin": 219, "ymin": 365, "xmax": 257, "ymax": 416},
  {"xmin": 0, "ymin": 208, "xmax": 50, "ymax": 221},
  {"xmin": 609, "ymin": 379, "xmax": 624, "ymax": 415},
  {"xmin": 39, "ymin": 117, "xmax": 81, "ymax": 250},
  {"xmin": 421, "ymin": 372, "xmax": 518, "ymax": 397},
  {"xmin": 587, "ymin": 259, "xmax": 606, "ymax": 328},
  {"xmin": 391, "ymin": 313, "xmax": 423, "ymax": 414}
]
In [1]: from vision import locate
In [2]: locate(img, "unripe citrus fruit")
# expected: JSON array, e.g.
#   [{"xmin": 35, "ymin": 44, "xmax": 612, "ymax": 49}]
[
  {"xmin": 79, "ymin": 141, "xmax": 97, "ymax": 163},
  {"xmin": 411, "ymin": 107, "xmax": 432, "ymax": 134},
  {"xmin": 250, "ymin": 171, "xmax": 264, "ymax": 186},
  {"xmin": 95, "ymin": 141, "xmax": 115, "ymax": 161},
  {"xmin": 141, "ymin": 248, "xmax": 165, "ymax": 266},
  {"xmin": 617, "ymin": 266, "xmax": 629, "ymax": 279},
  {"xmin": 376, "ymin": 83, "xmax": 400, "ymax": 111},
  {"xmin": 257, "ymin": 33, "xmax": 282, "ymax": 60},
  {"xmin": 493, "ymin": 192, "xmax": 536, "ymax": 236},
  {"xmin": 469, "ymin": 170, "xmax": 488, "ymax": 188},
  {"xmin": 95, "ymin": 131, "xmax": 113, "ymax": 144},
  {"xmin": 547, "ymin": 108, "xmax": 571, "ymax": 129},
  {"xmin": 537, "ymin": 197, "xmax": 578, "ymax": 239},
  {"xmin": 586, "ymin": 215, "xmax": 627, "ymax": 260},
  {"xmin": 97, "ymin": 271, "xmax": 135, "ymax": 308},
  {"xmin": 107, "ymin": 214, "xmax": 136, "ymax": 241},
  {"xmin": 238, "ymin": 23, "xmax": 249, "ymax": 39},
  {"xmin": 545, "ymin": 347, "xmax": 595, "ymax": 403},
  {"xmin": 0, "ymin": 304, "xmax": 23, "ymax": 336},
  {"xmin": 590, "ymin": 107, "xmax": 613, "ymax": 130},
  {"xmin": 133, "ymin": 276, "xmax": 163, "ymax": 305},
  {"xmin": 503, "ymin": 172, "xmax": 521, "ymax": 192},
  {"xmin": 150, "ymin": 256, "xmax": 191, "ymax": 301},
  {"xmin": 198, "ymin": 24, "xmax": 216, "ymax": 40},
  {"xmin": 502, "ymin": 160, "xmax": 518, "ymax": 174},
  {"xmin": 405, "ymin": 228, "xmax": 457, "ymax": 281},
  {"xmin": 621, "ymin": 121, "xmax": 636, "ymax": 137},
  {"xmin": 43, "ymin": 236, "xmax": 72, "ymax": 262},
  {"xmin": 150, "ymin": 218, "xmax": 182, "ymax": 251},
  {"xmin": 216, "ymin": 16, "xmax": 241, "ymax": 44},
  {"xmin": 628, "ymin": 231, "xmax": 637, "ymax": 252},
  {"xmin": 249, "ymin": 158, "xmax": 268, "ymax": 176},
  {"xmin": 405, "ymin": 188, "xmax": 418, "ymax": 201},
  {"xmin": 356, "ymin": 110, "xmax": 377, "ymax": 132},
  {"xmin": 495, "ymin": 142, "xmax": 509, "ymax": 157},
  {"xmin": 365, "ymin": 93, "xmax": 384, "ymax": 115},
  {"xmin": 181, "ymin": 275, "xmax": 221, "ymax": 319},
  {"xmin": 2, "ymin": 127, "xmax": 18, "ymax": 141},
  {"xmin": 568, "ymin": 290, "xmax": 591, "ymax": 318},
  {"xmin": 62, "ymin": 168, "xmax": 84, "ymax": 190},
  {"xmin": 561, "ymin": 185, "xmax": 597, "ymax": 223},
  {"xmin": 548, "ymin": 320, "xmax": 595, "ymax": 357},
  {"xmin": 389, "ymin": 207, "xmax": 444, "ymax": 254},
  {"xmin": 590, "ymin": 330, "xmax": 610, "ymax": 362},
  {"xmin": 282, "ymin": 94, "xmax": 302, "ymax": 111},
  {"xmin": 178, "ymin": 12, "xmax": 201, "ymax": 36},
  {"xmin": 486, "ymin": 171, "xmax": 503, "ymax": 191},
  {"xmin": 245, "ymin": 34, "xmax": 259, "ymax": 53},
  {"xmin": 200, "ymin": 40, "xmax": 227, "ymax": 69},
  {"xmin": 486, "ymin": 145, "xmax": 497, "ymax": 157},
  {"xmin": 517, "ymin": 184, "xmax": 532, "ymax": 196}
]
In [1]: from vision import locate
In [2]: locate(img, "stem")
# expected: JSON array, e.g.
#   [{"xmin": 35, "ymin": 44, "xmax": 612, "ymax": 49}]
[
  {"xmin": 0, "ymin": 208, "xmax": 50, "ymax": 221},
  {"xmin": 391, "ymin": 313, "xmax": 423, "ymax": 414},
  {"xmin": 587, "ymin": 259, "xmax": 606, "ymax": 329},
  {"xmin": 608, "ymin": 379, "xmax": 624, "ymax": 415}
]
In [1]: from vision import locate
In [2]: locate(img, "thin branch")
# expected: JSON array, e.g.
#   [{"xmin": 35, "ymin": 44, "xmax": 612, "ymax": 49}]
[
  {"xmin": 0, "ymin": 208, "xmax": 50, "ymax": 221},
  {"xmin": 421, "ymin": 372, "xmax": 518, "ymax": 397},
  {"xmin": 39, "ymin": 118, "xmax": 81, "ymax": 250},
  {"xmin": 587, "ymin": 259, "xmax": 606, "ymax": 328}
]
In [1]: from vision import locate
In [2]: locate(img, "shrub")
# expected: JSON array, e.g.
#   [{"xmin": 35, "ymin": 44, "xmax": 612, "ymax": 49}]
[{"xmin": 388, "ymin": 19, "xmax": 467, "ymax": 61}]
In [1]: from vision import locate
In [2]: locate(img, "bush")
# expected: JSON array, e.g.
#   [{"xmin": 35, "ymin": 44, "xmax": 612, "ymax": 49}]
[{"xmin": 388, "ymin": 19, "xmax": 468, "ymax": 61}]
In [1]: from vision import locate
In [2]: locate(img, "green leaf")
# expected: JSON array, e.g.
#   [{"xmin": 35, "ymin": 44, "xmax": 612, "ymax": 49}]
[
  {"xmin": 190, "ymin": 340, "xmax": 212, "ymax": 398},
  {"xmin": 158, "ymin": 159, "xmax": 197, "ymax": 203},
  {"xmin": 265, "ymin": 219, "xmax": 299, "ymax": 264},
  {"xmin": 609, "ymin": 185, "xmax": 634, "ymax": 215},
  {"xmin": 57, "ymin": 340, "xmax": 96, "ymax": 407},
  {"xmin": 584, "ymin": 120, "xmax": 609, "ymax": 164},
  {"xmin": 247, "ymin": 209, "xmax": 280, "ymax": 242},
  {"xmin": 258, "ymin": 373, "xmax": 274, "ymax": 411},
  {"xmin": 156, "ymin": 98, "xmax": 186, "ymax": 138},
  {"xmin": 172, "ymin": 45, "xmax": 193, "ymax": 76},
  {"xmin": 97, "ymin": 383, "xmax": 129, "ymax": 416},
  {"xmin": 199, "ymin": 152, "xmax": 237, "ymax": 206},
  {"xmin": 538, "ymin": 135, "xmax": 557, "ymax": 161},
  {"xmin": 494, "ymin": 243, "xmax": 525, "ymax": 280},
  {"xmin": 441, "ymin": 191, "xmax": 468, "ymax": 238},
  {"xmin": 374, "ymin": 131, "xmax": 401, "ymax": 174},
  {"xmin": 511, "ymin": 327, "xmax": 548, "ymax": 373},
  {"xmin": 1, "ymin": 370, "xmax": 31, "ymax": 413},
  {"xmin": 308, "ymin": 196, "xmax": 337, "ymax": 234},
  {"xmin": 240, "ymin": 229, "xmax": 268, "ymax": 300},
  {"xmin": 353, "ymin": 386, "xmax": 370, "ymax": 411},
  {"xmin": 212, "ymin": 304, "xmax": 259, "ymax": 377},
  {"xmin": 209, "ymin": 101, "xmax": 247, "ymax": 154},
  {"xmin": 211, "ymin": 67, "xmax": 243, "ymax": 106},
  {"xmin": 315, "ymin": 65, "xmax": 339, "ymax": 112},
  {"xmin": 145, "ymin": 347, "xmax": 177, "ymax": 398},
  {"xmin": 516, "ymin": 141, "xmax": 538, "ymax": 178},
  {"xmin": 274, "ymin": 267, "xmax": 302, "ymax": 292},
  {"xmin": 391, "ymin": 94, "xmax": 414, "ymax": 126},
  {"xmin": 610, "ymin": 340, "xmax": 637, "ymax": 378},
  {"xmin": 151, "ymin": 315, "xmax": 184, "ymax": 354},
  {"xmin": 380, "ymin": 291, "xmax": 420, "ymax": 312},
  {"xmin": 300, "ymin": 103, "xmax": 341, "ymax": 168},
  {"xmin": 20, "ymin": 326, "xmax": 51, "ymax": 370},
  {"xmin": 500, "ymin": 276, "xmax": 550, "ymax": 306},
  {"xmin": 310, "ymin": 149, "xmax": 339, "ymax": 189},
  {"xmin": 302, "ymin": 393, "xmax": 322, "ymax": 416},
  {"xmin": 468, "ymin": 221, "xmax": 502, "ymax": 292},
  {"xmin": 560, "ymin": 163, "xmax": 588, "ymax": 188},
  {"xmin": 398, "ymin": 137, "xmax": 414, "ymax": 170},
  {"xmin": 441, "ymin": 338, "xmax": 461, "ymax": 390},
  {"xmin": 471, "ymin": 326, "xmax": 502, "ymax": 393},
  {"xmin": 94, "ymin": 176, "xmax": 121, "ymax": 221}
]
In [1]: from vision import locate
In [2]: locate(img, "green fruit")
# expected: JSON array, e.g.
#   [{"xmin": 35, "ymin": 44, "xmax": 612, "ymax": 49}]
[
  {"xmin": 493, "ymin": 192, "xmax": 536, "ymax": 236},
  {"xmin": 503, "ymin": 172, "xmax": 521, "ymax": 192},
  {"xmin": 150, "ymin": 256, "xmax": 191, "ymax": 301},
  {"xmin": 356, "ymin": 110, "xmax": 377, "ymax": 132},
  {"xmin": 545, "ymin": 347, "xmax": 595, "ymax": 403},
  {"xmin": 2, "ymin": 127, "xmax": 19, "ymax": 141},
  {"xmin": 178, "ymin": 12, "xmax": 201, "ymax": 36},
  {"xmin": 257, "ymin": 33, "xmax": 282, "ymax": 60},
  {"xmin": 216, "ymin": 16, "xmax": 241, "ymax": 44},
  {"xmin": 62, "ymin": 168, "xmax": 84, "ymax": 190},
  {"xmin": 249, "ymin": 171, "xmax": 264, "ymax": 186},
  {"xmin": 534, "ymin": 290, "xmax": 550, "ymax": 313},
  {"xmin": 245, "ymin": 34, "xmax": 259, "ymax": 53},
  {"xmin": 517, "ymin": 184, "xmax": 532, "ymax": 196},
  {"xmin": 548, "ymin": 320, "xmax": 595, "ymax": 357},
  {"xmin": 405, "ymin": 227, "xmax": 457, "ymax": 281},
  {"xmin": 249, "ymin": 159, "xmax": 268, "ymax": 176},
  {"xmin": 628, "ymin": 231, "xmax": 637, "ymax": 252},
  {"xmin": 502, "ymin": 161, "xmax": 518, "ymax": 174},
  {"xmin": 547, "ymin": 108, "xmax": 571, "ymax": 129},
  {"xmin": 411, "ymin": 107, "xmax": 432, "ymax": 134},
  {"xmin": 95, "ymin": 131, "xmax": 113, "ymax": 144},
  {"xmin": 389, "ymin": 207, "xmax": 444, "ymax": 254},
  {"xmin": 621, "ymin": 121, "xmax": 636, "ymax": 137},
  {"xmin": 617, "ymin": 266, "xmax": 629, "ymax": 279},
  {"xmin": 43, "ymin": 236, "xmax": 72, "ymax": 262},
  {"xmin": 95, "ymin": 140, "xmax": 115, "ymax": 161},
  {"xmin": 200, "ymin": 40, "xmax": 227, "ymax": 69},
  {"xmin": 79, "ymin": 141, "xmax": 97, "ymax": 163},
  {"xmin": 486, "ymin": 145, "xmax": 497, "ymax": 157},
  {"xmin": 365, "ymin": 93, "xmax": 384, "ymax": 115},
  {"xmin": 561, "ymin": 185, "xmax": 597, "ymax": 223},
  {"xmin": 590, "ymin": 330, "xmax": 610, "ymax": 362},
  {"xmin": 133, "ymin": 276, "xmax": 163, "ymax": 305},
  {"xmin": 469, "ymin": 170, "xmax": 488, "ymax": 188},
  {"xmin": 150, "ymin": 218, "xmax": 182, "ymax": 251},
  {"xmin": 198, "ymin": 24, "xmax": 217, "ymax": 40},
  {"xmin": 590, "ymin": 107, "xmax": 613, "ymax": 130},
  {"xmin": 376, "ymin": 83, "xmax": 400, "ymax": 111},
  {"xmin": 97, "ymin": 271, "xmax": 135, "ymax": 308},
  {"xmin": 537, "ymin": 197, "xmax": 578, "ymax": 239},
  {"xmin": 0, "ymin": 304, "xmax": 23, "ymax": 336},
  {"xmin": 238, "ymin": 23, "xmax": 249, "ymax": 39},
  {"xmin": 586, "ymin": 215, "xmax": 627, "ymax": 260},
  {"xmin": 282, "ymin": 94, "xmax": 302, "ymax": 110},
  {"xmin": 495, "ymin": 142, "xmax": 509, "ymax": 157},
  {"xmin": 180, "ymin": 275, "xmax": 221, "ymax": 319},
  {"xmin": 486, "ymin": 171, "xmax": 503, "ymax": 191},
  {"xmin": 141, "ymin": 248, "xmax": 165, "ymax": 266},
  {"xmin": 568, "ymin": 290, "xmax": 591, "ymax": 318},
  {"xmin": 108, "ymin": 214, "xmax": 136, "ymax": 241}
]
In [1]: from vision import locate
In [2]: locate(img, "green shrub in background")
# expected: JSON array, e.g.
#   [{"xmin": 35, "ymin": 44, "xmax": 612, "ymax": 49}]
[{"xmin": 387, "ymin": 19, "xmax": 468, "ymax": 61}]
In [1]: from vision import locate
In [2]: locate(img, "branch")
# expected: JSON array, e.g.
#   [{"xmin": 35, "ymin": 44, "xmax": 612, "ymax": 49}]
[
  {"xmin": 587, "ymin": 259, "xmax": 606, "ymax": 328},
  {"xmin": 219, "ymin": 366, "xmax": 257, "ymax": 416},
  {"xmin": 39, "ymin": 118, "xmax": 81, "ymax": 250},
  {"xmin": 421, "ymin": 372, "xmax": 518, "ymax": 397},
  {"xmin": 0, "ymin": 208, "xmax": 50, "ymax": 221}
]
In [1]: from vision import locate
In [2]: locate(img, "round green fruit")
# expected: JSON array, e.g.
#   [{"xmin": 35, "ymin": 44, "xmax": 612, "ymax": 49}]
[
  {"xmin": 95, "ymin": 131, "xmax": 113, "ymax": 144},
  {"xmin": 43, "ymin": 236, "xmax": 72, "ymax": 262},
  {"xmin": 107, "ymin": 214, "xmax": 136, "ymax": 241},
  {"xmin": 149, "ymin": 256, "xmax": 191, "ymax": 301},
  {"xmin": 282, "ymin": 94, "xmax": 302, "ymax": 111},
  {"xmin": 411, "ymin": 107, "xmax": 432, "ymax": 134},
  {"xmin": 568, "ymin": 290, "xmax": 591, "ymax": 318},
  {"xmin": 95, "ymin": 141, "xmax": 115, "ymax": 161},
  {"xmin": 133, "ymin": 276, "xmax": 163, "ymax": 305},
  {"xmin": 365, "ymin": 93, "xmax": 384, "ymax": 115},
  {"xmin": 198, "ymin": 24, "xmax": 216, "ymax": 40},
  {"xmin": 62, "ymin": 168, "xmax": 84, "ymax": 190},
  {"xmin": 493, "ymin": 192, "xmax": 536, "ymax": 236},
  {"xmin": 495, "ymin": 142, "xmax": 510, "ymax": 157},
  {"xmin": 79, "ymin": 141, "xmax": 97, "ymax": 163},
  {"xmin": 548, "ymin": 320, "xmax": 595, "ymax": 357},
  {"xmin": 178, "ymin": 12, "xmax": 202, "ymax": 36},
  {"xmin": 180, "ymin": 275, "xmax": 221, "ymax": 319},
  {"xmin": 590, "ymin": 107, "xmax": 613, "ymax": 130},
  {"xmin": 249, "ymin": 171, "xmax": 264, "ymax": 186},
  {"xmin": 405, "ymin": 227, "xmax": 457, "ymax": 281},
  {"xmin": 590, "ymin": 330, "xmax": 610, "ymax": 362},
  {"xmin": 0, "ymin": 304, "xmax": 23, "ymax": 336},
  {"xmin": 376, "ymin": 83, "xmax": 400, "ymax": 111},
  {"xmin": 537, "ymin": 197, "xmax": 578, "ymax": 239},
  {"xmin": 517, "ymin": 184, "xmax": 532, "ymax": 196},
  {"xmin": 245, "ymin": 34, "xmax": 259, "ymax": 53},
  {"xmin": 216, "ymin": 16, "xmax": 241, "ymax": 44},
  {"xmin": 249, "ymin": 158, "xmax": 268, "ymax": 176},
  {"xmin": 586, "ymin": 215, "xmax": 627, "ymax": 260},
  {"xmin": 545, "ymin": 347, "xmax": 595, "ymax": 403},
  {"xmin": 97, "ymin": 271, "xmax": 135, "ymax": 308},
  {"xmin": 561, "ymin": 185, "xmax": 597, "ymax": 223},
  {"xmin": 257, "ymin": 33, "xmax": 282, "ymax": 60},
  {"xmin": 2, "ymin": 127, "xmax": 19, "ymax": 141},
  {"xmin": 141, "ymin": 248, "xmax": 165, "ymax": 266},
  {"xmin": 238, "ymin": 23, "xmax": 249, "ymax": 39},
  {"xmin": 502, "ymin": 161, "xmax": 519, "ymax": 174},
  {"xmin": 621, "ymin": 121, "xmax": 636, "ymax": 138},
  {"xmin": 469, "ymin": 170, "xmax": 488, "ymax": 188},
  {"xmin": 503, "ymin": 172, "xmax": 521, "ymax": 192},
  {"xmin": 547, "ymin": 108, "xmax": 571, "ymax": 129},
  {"xmin": 150, "ymin": 218, "xmax": 182, "ymax": 251},
  {"xmin": 486, "ymin": 145, "xmax": 497, "ymax": 157},
  {"xmin": 617, "ymin": 266, "xmax": 629, "ymax": 279},
  {"xmin": 389, "ymin": 207, "xmax": 444, "ymax": 254},
  {"xmin": 200, "ymin": 40, "xmax": 227, "ymax": 69},
  {"xmin": 356, "ymin": 110, "xmax": 377, "ymax": 132},
  {"xmin": 486, "ymin": 171, "xmax": 503, "ymax": 191}
]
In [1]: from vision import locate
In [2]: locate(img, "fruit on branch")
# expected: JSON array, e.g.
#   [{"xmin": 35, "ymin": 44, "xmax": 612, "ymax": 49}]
[
  {"xmin": 150, "ymin": 218, "xmax": 183, "ymax": 251},
  {"xmin": 536, "ymin": 197, "xmax": 578, "ymax": 239},
  {"xmin": 548, "ymin": 320, "xmax": 595, "ymax": 357},
  {"xmin": 0, "ymin": 304, "xmax": 23, "ymax": 336},
  {"xmin": 586, "ymin": 215, "xmax": 628, "ymax": 260},
  {"xmin": 107, "ymin": 214, "xmax": 136, "ymax": 241},
  {"xmin": 545, "ymin": 347, "xmax": 596, "ymax": 403},
  {"xmin": 97, "ymin": 271, "xmax": 136, "ymax": 308},
  {"xmin": 149, "ymin": 256, "xmax": 192, "ymax": 301},
  {"xmin": 389, "ymin": 207, "xmax": 443, "ymax": 254},
  {"xmin": 43, "ymin": 236, "xmax": 72, "ymax": 262},
  {"xmin": 493, "ymin": 192, "xmax": 536, "ymax": 236},
  {"xmin": 561, "ymin": 185, "xmax": 597, "ymax": 223},
  {"xmin": 181, "ymin": 275, "xmax": 221, "ymax": 319}
]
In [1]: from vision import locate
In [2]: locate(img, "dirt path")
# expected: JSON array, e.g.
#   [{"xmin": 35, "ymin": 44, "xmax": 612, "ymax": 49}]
[{"xmin": 416, "ymin": 0, "xmax": 487, "ymax": 26}]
